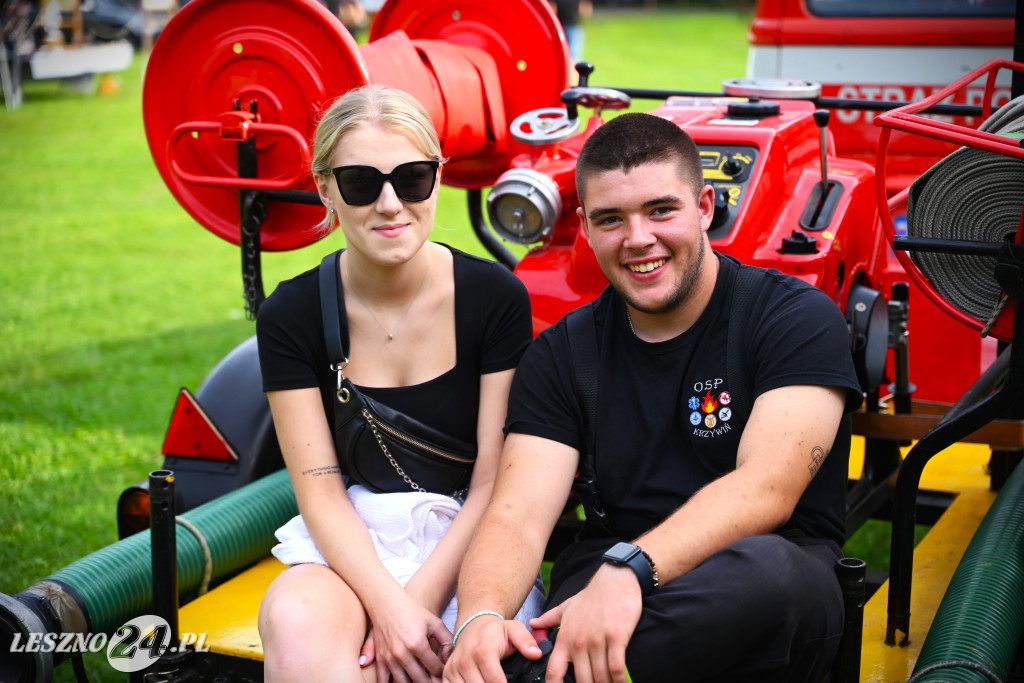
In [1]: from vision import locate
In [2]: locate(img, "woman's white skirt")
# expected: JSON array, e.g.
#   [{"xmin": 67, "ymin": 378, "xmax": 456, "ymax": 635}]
[{"xmin": 271, "ymin": 485, "xmax": 547, "ymax": 632}]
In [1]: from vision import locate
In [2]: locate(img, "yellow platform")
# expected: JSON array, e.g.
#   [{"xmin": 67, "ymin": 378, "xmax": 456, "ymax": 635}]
[
  {"xmin": 179, "ymin": 555, "xmax": 285, "ymax": 660},
  {"xmin": 853, "ymin": 439, "xmax": 997, "ymax": 682}
]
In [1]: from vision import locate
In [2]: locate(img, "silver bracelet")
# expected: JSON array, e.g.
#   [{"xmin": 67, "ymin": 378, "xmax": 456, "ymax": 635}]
[{"xmin": 453, "ymin": 610, "xmax": 504, "ymax": 647}]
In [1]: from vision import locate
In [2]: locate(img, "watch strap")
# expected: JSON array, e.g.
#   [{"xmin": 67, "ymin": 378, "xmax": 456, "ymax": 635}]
[
  {"xmin": 638, "ymin": 548, "xmax": 660, "ymax": 590},
  {"xmin": 603, "ymin": 543, "xmax": 655, "ymax": 598}
]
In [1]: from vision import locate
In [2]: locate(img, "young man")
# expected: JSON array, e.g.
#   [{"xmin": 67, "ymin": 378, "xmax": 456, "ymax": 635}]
[{"xmin": 443, "ymin": 113, "xmax": 863, "ymax": 683}]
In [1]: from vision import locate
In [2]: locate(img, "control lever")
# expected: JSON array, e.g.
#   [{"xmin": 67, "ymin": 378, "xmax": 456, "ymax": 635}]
[
  {"xmin": 509, "ymin": 63, "xmax": 629, "ymax": 146},
  {"xmin": 813, "ymin": 109, "xmax": 830, "ymax": 186},
  {"xmin": 561, "ymin": 88, "xmax": 581, "ymax": 124},
  {"xmin": 798, "ymin": 109, "xmax": 843, "ymax": 231},
  {"xmin": 575, "ymin": 61, "xmax": 595, "ymax": 87}
]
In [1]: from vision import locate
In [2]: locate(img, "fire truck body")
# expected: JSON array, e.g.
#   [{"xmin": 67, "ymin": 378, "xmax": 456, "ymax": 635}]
[
  {"xmin": 748, "ymin": 0, "xmax": 1015, "ymax": 405},
  {"xmin": 748, "ymin": 0, "xmax": 1015, "ymax": 187}
]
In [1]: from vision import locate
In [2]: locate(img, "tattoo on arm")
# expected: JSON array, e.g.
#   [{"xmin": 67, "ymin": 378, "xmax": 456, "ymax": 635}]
[
  {"xmin": 301, "ymin": 465, "xmax": 341, "ymax": 477},
  {"xmin": 808, "ymin": 446, "xmax": 827, "ymax": 477}
]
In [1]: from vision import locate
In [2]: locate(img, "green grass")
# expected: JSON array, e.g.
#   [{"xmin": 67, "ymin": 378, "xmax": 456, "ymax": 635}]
[
  {"xmin": 0, "ymin": 8, "xmax": 753, "ymax": 681},
  {"xmin": 578, "ymin": 9, "xmax": 753, "ymax": 93},
  {"xmin": 843, "ymin": 519, "xmax": 930, "ymax": 573}
]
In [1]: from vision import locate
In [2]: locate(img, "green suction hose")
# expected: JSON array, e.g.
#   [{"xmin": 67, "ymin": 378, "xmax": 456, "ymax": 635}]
[
  {"xmin": 51, "ymin": 467, "xmax": 295, "ymax": 632},
  {"xmin": 0, "ymin": 467, "xmax": 296, "ymax": 682},
  {"xmin": 907, "ymin": 459, "xmax": 1024, "ymax": 683}
]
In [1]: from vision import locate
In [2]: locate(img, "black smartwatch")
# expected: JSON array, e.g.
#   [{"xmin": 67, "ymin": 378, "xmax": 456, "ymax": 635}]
[{"xmin": 602, "ymin": 542, "xmax": 658, "ymax": 597}]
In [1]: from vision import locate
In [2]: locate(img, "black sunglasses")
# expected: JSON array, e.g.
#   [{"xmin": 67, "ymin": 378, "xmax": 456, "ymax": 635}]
[{"xmin": 323, "ymin": 160, "xmax": 440, "ymax": 206}]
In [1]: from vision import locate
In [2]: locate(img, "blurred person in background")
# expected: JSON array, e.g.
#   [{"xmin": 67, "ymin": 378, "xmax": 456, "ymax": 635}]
[
  {"xmin": 552, "ymin": 0, "xmax": 592, "ymax": 63},
  {"xmin": 325, "ymin": 0, "xmax": 368, "ymax": 39},
  {"xmin": 1, "ymin": 0, "xmax": 38, "ymax": 108}
]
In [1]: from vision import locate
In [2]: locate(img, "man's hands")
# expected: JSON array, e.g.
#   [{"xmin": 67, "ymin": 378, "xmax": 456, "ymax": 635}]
[
  {"xmin": 443, "ymin": 615, "xmax": 543, "ymax": 683},
  {"xmin": 530, "ymin": 564, "xmax": 642, "ymax": 683},
  {"xmin": 444, "ymin": 564, "xmax": 642, "ymax": 683}
]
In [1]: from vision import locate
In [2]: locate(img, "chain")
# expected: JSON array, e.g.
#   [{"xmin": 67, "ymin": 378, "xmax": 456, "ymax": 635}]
[
  {"xmin": 363, "ymin": 408, "xmax": 427, "ymax": 493},
  {"xmin": 625, "ymin": 306, "xmax": 636, "ymax": 336},
  {"xmin": 240, "ymin": 190, "xmax": 266, "ymax": 321}
]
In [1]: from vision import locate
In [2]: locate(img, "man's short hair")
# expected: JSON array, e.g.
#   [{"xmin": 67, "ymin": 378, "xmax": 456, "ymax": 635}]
[{"xmin": 575, "ymin": 112, "xmax": 704, "ymax": 204}]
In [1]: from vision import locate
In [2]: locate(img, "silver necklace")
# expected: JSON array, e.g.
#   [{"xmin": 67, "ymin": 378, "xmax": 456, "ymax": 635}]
[{"xmin": 349, "ymin": 260, "xmax": 431, "ymax": 342}]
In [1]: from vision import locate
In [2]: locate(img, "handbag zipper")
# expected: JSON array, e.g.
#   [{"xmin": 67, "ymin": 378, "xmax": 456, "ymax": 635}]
[{"xmin": 366, "ymin": 411, "xmax": 475, "ymax": 464}]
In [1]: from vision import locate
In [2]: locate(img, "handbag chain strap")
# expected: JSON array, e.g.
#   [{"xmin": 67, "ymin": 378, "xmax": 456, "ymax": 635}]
[
  {"xmin": 335, "ymin": 359, "xmax": 427, "ymax": 493},
  {"xmin": 362, "ymin": 408, "xmax": 428, "ymax": 493}
]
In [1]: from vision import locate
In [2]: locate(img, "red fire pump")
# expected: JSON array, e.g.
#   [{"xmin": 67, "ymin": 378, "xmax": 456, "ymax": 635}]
[
  {"xmin": 504, "ymin": 79, "xmax": 890, "ymax": 329},
  {"xmin": 143, "ymin": 0, "xmax": 571, "ymax": 253},
  {"xmin": 127, "ymin": 0, "xmax": 904, "ymax": 531}
]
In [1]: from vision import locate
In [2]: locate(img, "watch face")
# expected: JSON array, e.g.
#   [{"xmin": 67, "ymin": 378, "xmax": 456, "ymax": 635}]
[{"xmin": 604, "ymin": 542, "xmax": 640, "ymax": 563}]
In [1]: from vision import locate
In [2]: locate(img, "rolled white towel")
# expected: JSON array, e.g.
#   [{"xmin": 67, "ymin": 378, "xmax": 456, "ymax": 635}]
[{"xmin": 272, "ymin": 485, "xmax": 546, "ymax": 632}]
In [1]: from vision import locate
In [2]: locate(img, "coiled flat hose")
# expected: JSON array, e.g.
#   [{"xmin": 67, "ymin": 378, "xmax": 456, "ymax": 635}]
[
  {"xmin": 906, "ymin": 95, "xmax": 1024, "ymax": 326},
  {"xmin": 906, "ymin": 459, "xmax": 1024, "ymax": 683},
  {"xmin": 0, "ymin": 468, "xmax": 296, "ymax": 682}
]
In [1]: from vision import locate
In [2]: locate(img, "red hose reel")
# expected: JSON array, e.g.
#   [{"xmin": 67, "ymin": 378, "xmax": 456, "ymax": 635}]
[
  {"xmin": 875, "ymin": 58, "xmax": 1024, "ymax": 343},
  {"xmin": 143, "ymin": 0, "xmax": 571, "ymax": 251}
]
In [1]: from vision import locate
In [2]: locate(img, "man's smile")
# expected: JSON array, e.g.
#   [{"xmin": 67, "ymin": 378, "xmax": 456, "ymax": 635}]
[{"xmin": 627, "ymin": 258, "xmax": 667, "ymax": 274}]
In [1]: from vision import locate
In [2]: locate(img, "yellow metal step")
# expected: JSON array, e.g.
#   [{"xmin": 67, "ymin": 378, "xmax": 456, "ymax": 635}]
[
  {"xmin": 857, "ymin": 439, "xmax": 996, "ymax": 682},
  {"xmin": 178, "ymin": 555, "xmax": 285, "ymax": 661}
]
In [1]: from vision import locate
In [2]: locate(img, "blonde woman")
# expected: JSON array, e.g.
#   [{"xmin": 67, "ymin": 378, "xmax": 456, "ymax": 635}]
[{"xmin": 256, "ymin": 85, "xmax": 543, "ymax": 683}]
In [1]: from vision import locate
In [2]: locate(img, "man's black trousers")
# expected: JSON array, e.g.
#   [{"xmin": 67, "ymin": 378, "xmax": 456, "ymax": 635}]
[{"xmin": 545, "ymin": 533, "xmax": 845, "ymax": 683}]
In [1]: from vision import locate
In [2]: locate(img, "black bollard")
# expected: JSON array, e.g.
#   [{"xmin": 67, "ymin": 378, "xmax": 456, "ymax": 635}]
[
  {"xmin": 832, "ymin": 557, "xmax": 867, "ymax": 683},
  {"xmin": 149, "ymin": 469, "xmax": 180, "ymax": 646}
]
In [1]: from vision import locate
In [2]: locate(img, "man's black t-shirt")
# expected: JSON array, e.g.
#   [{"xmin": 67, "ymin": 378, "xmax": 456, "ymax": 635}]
[
  {"xmin": 505, "ymin": 253, "xmax": 863, "ymax": 546},
  {"xmin": 257, "ymin": 244, "xmax": 533, "ymax": 444}
]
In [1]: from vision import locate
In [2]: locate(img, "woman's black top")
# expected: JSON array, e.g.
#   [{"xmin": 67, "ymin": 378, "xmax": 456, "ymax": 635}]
[{"xmin": 256, "ymin": 244, "xmax": 533, "ymax": 444}]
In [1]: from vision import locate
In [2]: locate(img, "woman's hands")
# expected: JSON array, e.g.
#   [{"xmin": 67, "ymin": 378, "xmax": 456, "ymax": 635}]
[{"xmin": 362, "ymin": 592, "xmax": 454, "ymax": 683}]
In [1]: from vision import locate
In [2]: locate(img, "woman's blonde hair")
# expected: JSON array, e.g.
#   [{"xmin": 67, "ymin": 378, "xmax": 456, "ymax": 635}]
[{"xmin": 312, "ymin": 85, "xmax": 444, "ymax": 234}]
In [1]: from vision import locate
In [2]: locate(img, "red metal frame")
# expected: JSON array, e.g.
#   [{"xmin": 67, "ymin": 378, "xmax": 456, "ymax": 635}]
[
  {"xmin": 369, "ymin": 0, "xmax": 571, "ymax": 188},
  {"xmin": 168, "ymin": 118, "xmax": 311, "ymax": 190},
  {"xmin": 874, "ymin": 58, "xmax": 1024, "ymax": 342},
  {"xmin": 143, "ymin": 0, "xmax": 367, "ymax": 251}
]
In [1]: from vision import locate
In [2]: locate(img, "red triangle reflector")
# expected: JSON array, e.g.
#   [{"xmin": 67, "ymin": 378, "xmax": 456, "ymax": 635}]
[{"xmin": 162, "ymin": 388, "xmax": 239, "ymax": 462}]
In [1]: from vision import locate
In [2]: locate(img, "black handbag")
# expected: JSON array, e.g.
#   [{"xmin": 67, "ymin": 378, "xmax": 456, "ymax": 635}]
[{"xmin": 318, "ymin": 250, "xmax": 476, "ymax": 495}]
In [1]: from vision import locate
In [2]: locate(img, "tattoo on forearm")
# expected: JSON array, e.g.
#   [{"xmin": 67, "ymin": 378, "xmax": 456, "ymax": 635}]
[
  {"xmin": 301, "ymin": 465, "xmax": 341, "ymax": 477},
  {"xmin": 808, "ymin": 446, "xmax": 827, "ymax": 477}
]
